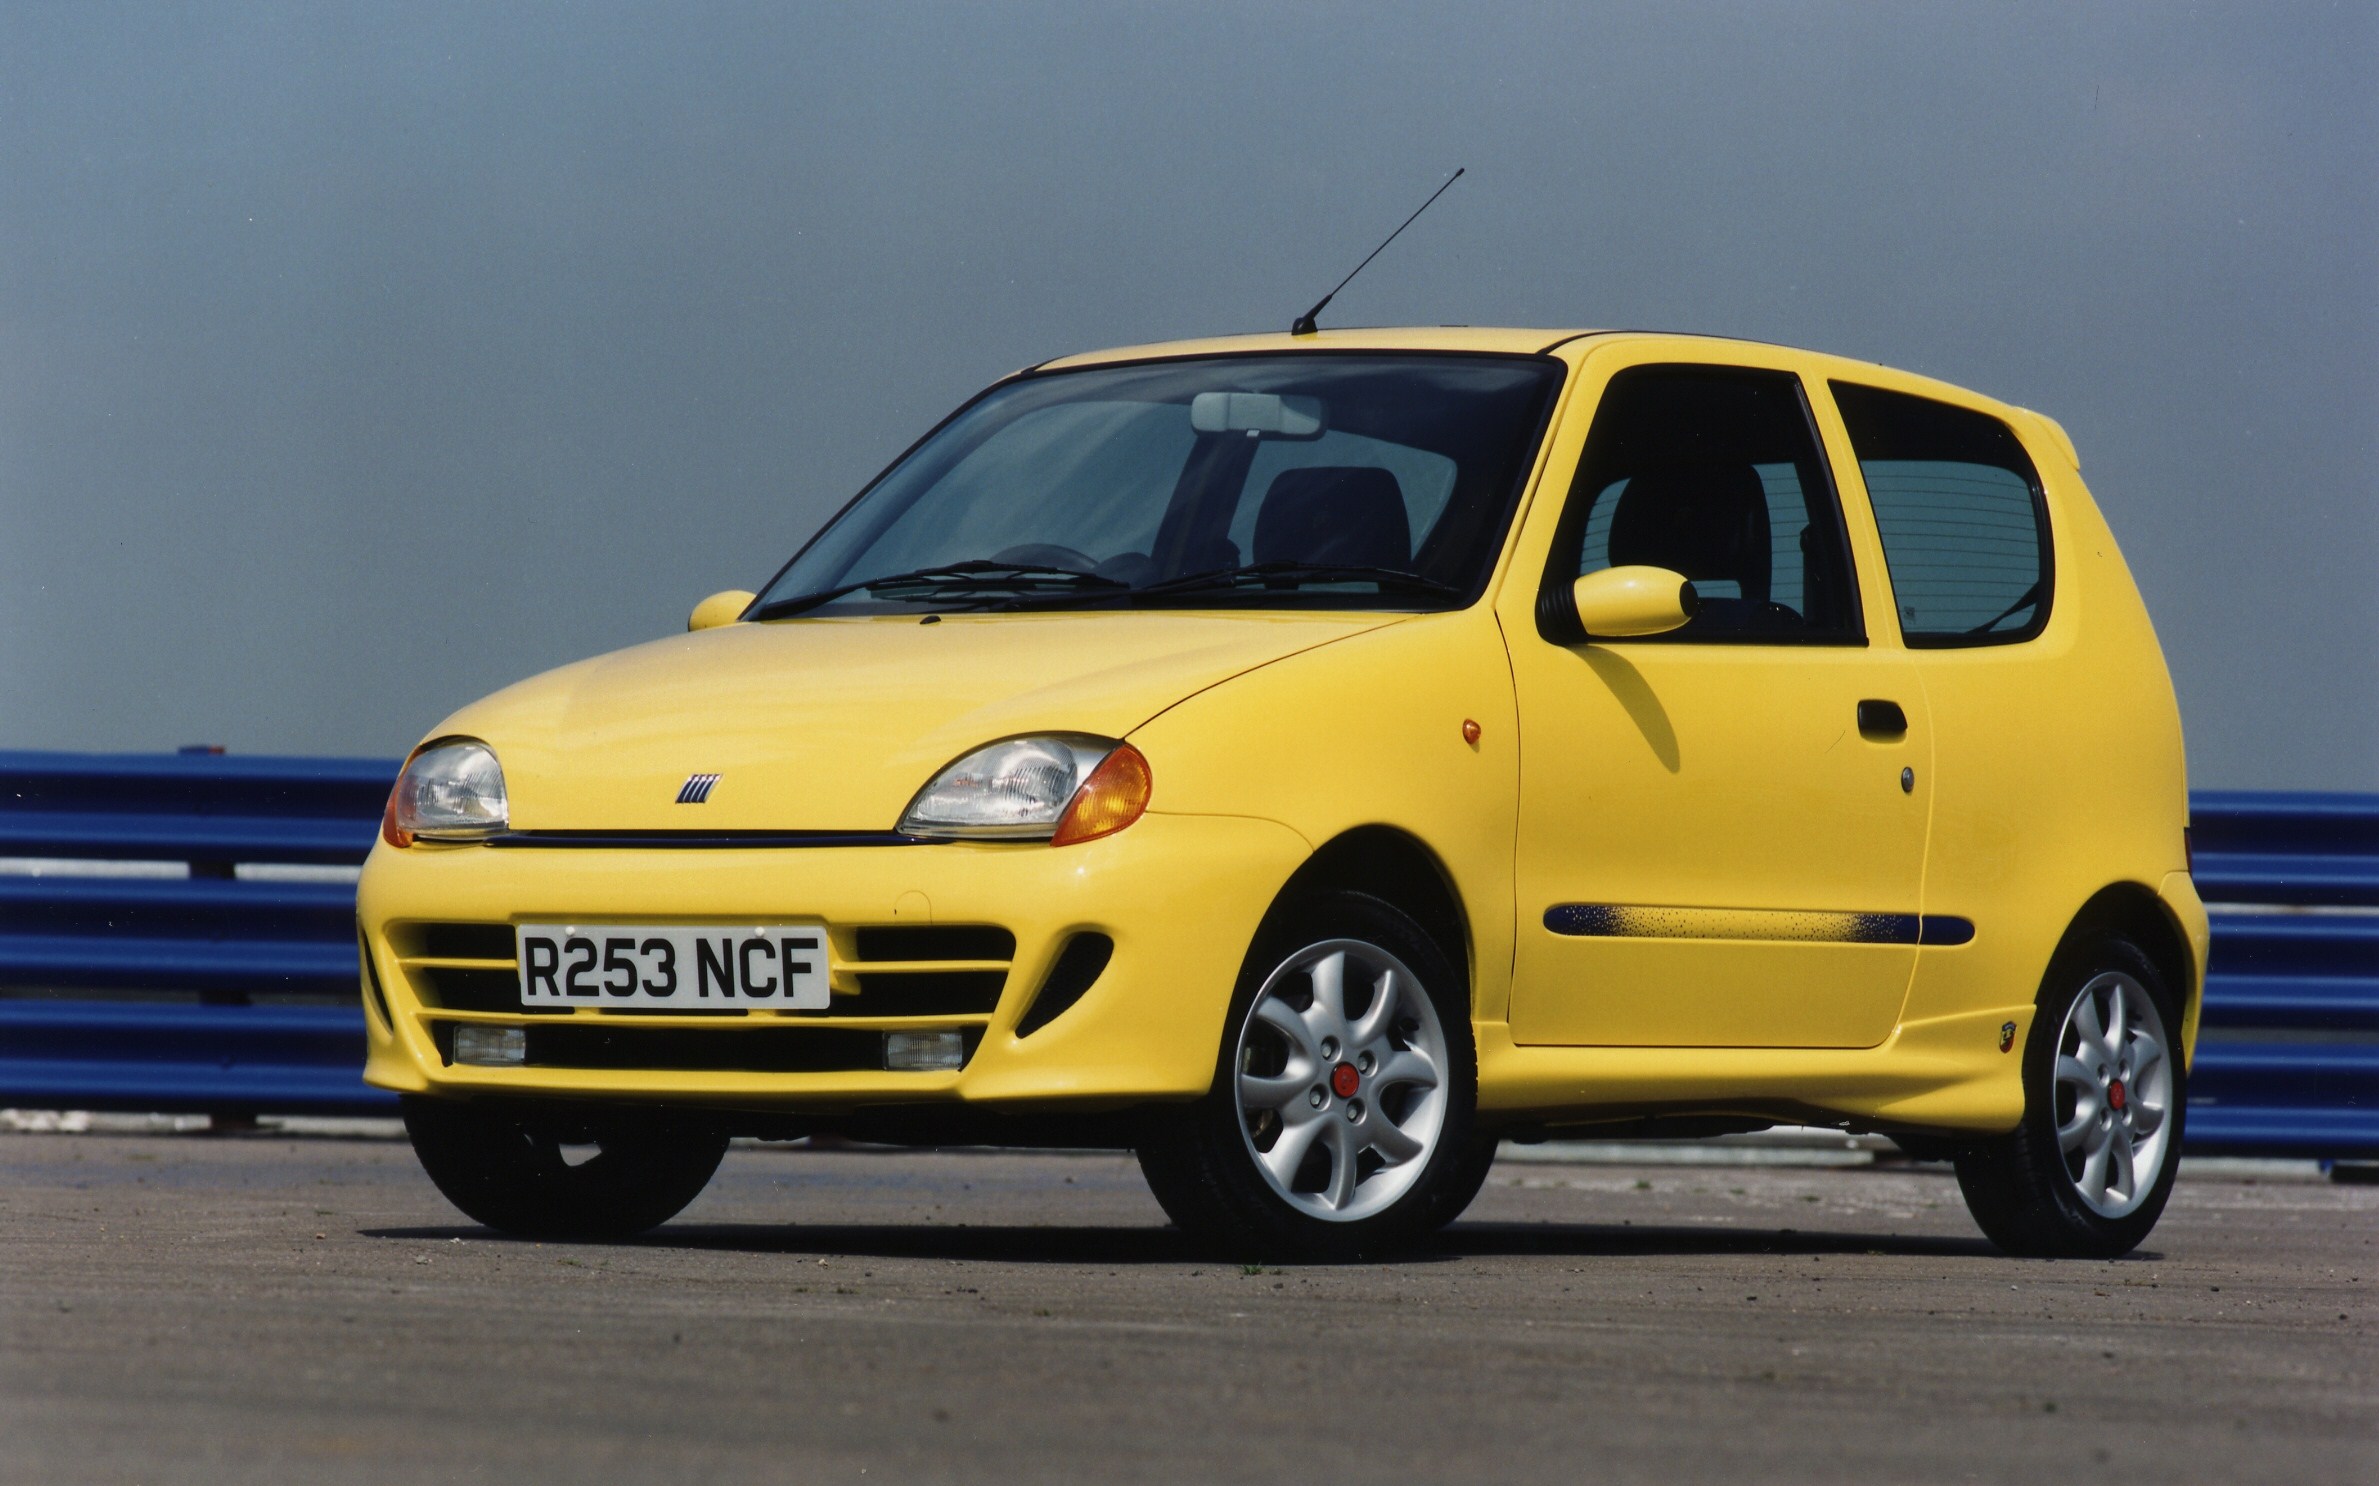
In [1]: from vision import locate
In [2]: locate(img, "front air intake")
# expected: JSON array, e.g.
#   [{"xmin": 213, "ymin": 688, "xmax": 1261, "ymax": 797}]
[{"xmin": 1015, "ymin": 933, "xmax": 1113, "ymax": 1038}]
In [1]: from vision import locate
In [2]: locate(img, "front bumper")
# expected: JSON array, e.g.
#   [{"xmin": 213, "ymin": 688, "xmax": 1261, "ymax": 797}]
[{"xmin": 358, "ymin": 811, "xmax": 1309, "ymax": 1111}]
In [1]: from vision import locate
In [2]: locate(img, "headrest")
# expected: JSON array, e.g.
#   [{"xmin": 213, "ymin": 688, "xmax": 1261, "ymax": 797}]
[
  {"xmin": 1606, "ymin": 463, "xmax": 1772, "ymax": 603},
  {"xmin": 1254, "ymin": 467, "xmax": 1410, "ymax": 570}
]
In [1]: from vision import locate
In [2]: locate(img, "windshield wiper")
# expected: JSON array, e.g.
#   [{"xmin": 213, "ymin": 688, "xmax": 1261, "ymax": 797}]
[
  {"xmin": 750, "ymin": 561, "xmax": 1125, "ymax": 620},
  {"xmin": 1132, "ymin": 561, "xmax": 1461, "ymax": 602}
]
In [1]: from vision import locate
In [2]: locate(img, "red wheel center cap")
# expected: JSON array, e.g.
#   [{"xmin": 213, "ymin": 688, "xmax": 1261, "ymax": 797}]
[
  {"xmin": 1330, "ymin": 1062, "xmax": 1360, "ymax": 1099},
  {"xmin": 2108, "ymin": 1079, "xmax": 2127, "ymax": 1111}
]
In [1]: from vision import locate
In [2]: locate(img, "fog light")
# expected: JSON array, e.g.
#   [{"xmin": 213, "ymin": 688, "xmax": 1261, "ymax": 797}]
[
  {"xmin": 453, "ymin": 1025, "xmax": 527, "ymax": 1066},
  {"xmin": 884, "ymin": 1030, "xmax": 965, "ymax": 1072}
]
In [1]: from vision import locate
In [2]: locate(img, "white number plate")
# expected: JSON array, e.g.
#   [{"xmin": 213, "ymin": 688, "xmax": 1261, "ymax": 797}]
[{"xmin": 515, "ymin": 924, "xmax": 829, "ymax": 1010}]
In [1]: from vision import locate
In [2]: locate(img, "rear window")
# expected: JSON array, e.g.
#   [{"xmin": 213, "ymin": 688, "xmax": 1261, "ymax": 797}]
[{"xmin": 1831, "ymin": 383, "xmax": 2051, "ymax": 646}]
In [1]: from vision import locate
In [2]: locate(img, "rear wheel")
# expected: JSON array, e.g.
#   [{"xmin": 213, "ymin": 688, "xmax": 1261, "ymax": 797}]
[
  {"xmin": 1137, "ymin": 891, "xmax": 1493, "ymax": 1260},
  {"xmin": 402, "ymin": 1097, "xmax": 728, "ymax": 1240},
  {"xmin": 1954, "ymin": 934, "xmax": 2184, "ymax": 1258}
]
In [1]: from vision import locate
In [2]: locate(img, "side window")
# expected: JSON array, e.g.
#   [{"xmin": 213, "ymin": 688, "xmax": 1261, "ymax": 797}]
[
  {"xmin": 1830, "ymin": 383, "xmax": 2050, "ymax": 645},
  {"xmin": 1547, "ymin": 365, "xmax": 1862, "ymax": 642}
]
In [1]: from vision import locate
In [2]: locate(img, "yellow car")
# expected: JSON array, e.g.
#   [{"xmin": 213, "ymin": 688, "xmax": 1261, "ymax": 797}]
[{"xmin": 360, "ymin": 327, "xmax": 2203, "ymax": 1260}]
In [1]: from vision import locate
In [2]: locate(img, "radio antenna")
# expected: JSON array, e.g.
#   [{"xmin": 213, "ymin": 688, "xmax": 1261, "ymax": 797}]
[{"xmin": 1290, "ymin": 167, "xmax": 1465, "ymax": 336}]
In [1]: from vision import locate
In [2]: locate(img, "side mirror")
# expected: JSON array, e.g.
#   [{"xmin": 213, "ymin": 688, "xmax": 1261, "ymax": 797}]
[
  {"xmin": 688, "ymin": 590, "xmax": 756, "ymax": 632},
  {"xmin": 1571, "ymin": 566, "xmax": 1697, "ymax": 639}
]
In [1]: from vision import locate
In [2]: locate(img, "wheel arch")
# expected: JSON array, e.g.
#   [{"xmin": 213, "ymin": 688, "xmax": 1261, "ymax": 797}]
[
  {"xmin": 1258, "ymin": 826, "xmax": 1473, "ymax": 1004},
  {"xmin": 2049, "ymin": 882, "xmax": 2200, "ymax": 1051}
]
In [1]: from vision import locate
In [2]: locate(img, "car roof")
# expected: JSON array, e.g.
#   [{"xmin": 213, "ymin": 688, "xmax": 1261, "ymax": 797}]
[
  {"xmin": 1033, "ymin": 327, "xmax": 1600, "ymax": 367},
  {"xmin": 1032, "ymin": 328, "xmax": 2079, "ymax": 469}
]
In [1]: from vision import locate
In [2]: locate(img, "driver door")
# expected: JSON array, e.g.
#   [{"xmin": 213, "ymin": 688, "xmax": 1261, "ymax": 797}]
[{"xmin": 1502, "ymin": 356, "xmax": 1932, "ymax": 1048}]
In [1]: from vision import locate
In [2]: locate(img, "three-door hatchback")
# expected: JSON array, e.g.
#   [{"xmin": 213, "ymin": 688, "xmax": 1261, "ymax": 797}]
[{"xmin": 361, "ymin": 328, "xmax": 2205, "ymax": 1259}]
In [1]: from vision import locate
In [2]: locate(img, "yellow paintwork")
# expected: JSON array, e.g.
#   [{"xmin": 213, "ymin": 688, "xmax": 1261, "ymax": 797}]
[
  {"xmin": 1570, "ymin": 564, "xmax": 1695, "ymax": 637},
  {"xmin": 362, "ymin": 811, "xmax": 1308, "ymax": 1106},
  {"xmin": 437, "ymin": 610, "xmax": 1393, "ymax": 833},
  {"xmin": 358, "ymin": 327, "xmax": 2200, "ymax": 1140}
]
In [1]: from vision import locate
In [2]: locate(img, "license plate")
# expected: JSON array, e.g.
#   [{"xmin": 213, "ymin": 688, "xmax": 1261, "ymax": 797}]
[{"xmin": 515, "ymin": 924, "xmax": 829, "ymax": 1010}]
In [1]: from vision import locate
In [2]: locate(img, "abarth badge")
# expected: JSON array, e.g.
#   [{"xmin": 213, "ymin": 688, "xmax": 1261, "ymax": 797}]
[
  {"xmin": 676, "ymin": 773, "xmax": 720, "ymax": 804},
  {"xmin": 1999, "ymin": 1020, "xmax": 2018, "ymax": 1053}
]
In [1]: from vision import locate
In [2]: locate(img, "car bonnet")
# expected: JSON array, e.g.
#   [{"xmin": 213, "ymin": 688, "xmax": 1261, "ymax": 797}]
[{"xmin": 428, "ymin": 610, "xmax": 1400, "ymax": 833}]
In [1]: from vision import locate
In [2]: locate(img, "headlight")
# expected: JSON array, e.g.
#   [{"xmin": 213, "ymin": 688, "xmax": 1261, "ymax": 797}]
[
  {"xmin": 899, "ymin": 734, "xmax": 1152, "ymax": 844},
  {"xmin": 383, "ymin": 738, "xmax": 509, "ymax": 846}
]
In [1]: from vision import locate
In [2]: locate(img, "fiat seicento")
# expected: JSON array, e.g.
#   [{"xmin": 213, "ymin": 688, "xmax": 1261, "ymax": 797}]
[{"xmin": 360, "ymin": 328, "xmax": 2204, "ymax": 1260}]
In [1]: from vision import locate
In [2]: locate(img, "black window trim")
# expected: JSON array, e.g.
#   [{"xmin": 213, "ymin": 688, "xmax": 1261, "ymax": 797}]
[
  {"xmin": 1827, "ymin": 379, "xmax": 2057, "ymax": 650},
  {"xmin": 1534, "ymin": 363, "xmax": 1868, "ymax": 649}
]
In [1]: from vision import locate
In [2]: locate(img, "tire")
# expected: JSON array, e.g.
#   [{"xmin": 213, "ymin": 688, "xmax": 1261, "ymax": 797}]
[
  {"xmin": 1954, "ymin": 934, "xmax": 2186, "ymax": 1258},
  {"xmin": 1136, "ymin": 890, "xmax": 1493, "ymax": 1261},
  {"xmin": 401, "ymin": 1097, "xmax": 729, "ymax": 1241}
]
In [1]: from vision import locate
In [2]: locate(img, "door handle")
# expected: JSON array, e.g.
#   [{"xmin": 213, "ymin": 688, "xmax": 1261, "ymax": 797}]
[{"xmin": 1857, "ymin": 699, "xmax": 1908, "ymax": 738}]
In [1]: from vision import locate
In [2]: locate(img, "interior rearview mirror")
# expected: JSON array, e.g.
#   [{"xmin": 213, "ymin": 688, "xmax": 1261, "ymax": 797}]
[
  {"xmin": 1189, "ymin": 391, "xmax": 1325, "ymax": 439},
  {"xmin": 688, "ymin": 590, "xmax": 756, "ymax": 632},
  {"xmin": 1571, "ymin": 566, "xmax": 1697, "ymax": 639}
]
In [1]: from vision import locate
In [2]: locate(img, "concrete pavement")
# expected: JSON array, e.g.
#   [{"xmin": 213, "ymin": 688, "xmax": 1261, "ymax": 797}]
[{"xmin": 3, "ymin": 1133, "xmax": 2372, "ymax": 1483}]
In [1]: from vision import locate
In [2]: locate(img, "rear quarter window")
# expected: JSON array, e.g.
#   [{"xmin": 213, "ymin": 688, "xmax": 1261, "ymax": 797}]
[{"xmin": 1830, "ymin": 382, "xmax": 2052, "ymax": 646}]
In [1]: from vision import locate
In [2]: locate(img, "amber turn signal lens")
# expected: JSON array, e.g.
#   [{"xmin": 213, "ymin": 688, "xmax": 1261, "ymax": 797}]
[
  {"xmin": 380, "ymin": 787, "xmax": 413, "ymax": 849},
  {"xmin": 1051, "ymin": 743, "xmax": 1152, "ymax": 847}
]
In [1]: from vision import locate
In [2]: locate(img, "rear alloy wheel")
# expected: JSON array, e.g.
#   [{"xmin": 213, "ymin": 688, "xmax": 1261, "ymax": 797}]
[
  {"xmin": 402, "ymin": 1097, "xmax": 728, "ymax": 1241},
  {"xmin": 1955, "ymin": 935, "xmax": 2185, "ymax": 1258},
  {"xmin": 1137, "ymin": 891, "xmax": 1493, "ymax": 1259}
]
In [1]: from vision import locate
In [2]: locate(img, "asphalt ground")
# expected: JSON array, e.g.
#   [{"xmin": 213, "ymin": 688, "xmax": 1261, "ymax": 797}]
[{"xmin": 3, "ymin": 1133, "xmax": 2373, "ymax": 1485}]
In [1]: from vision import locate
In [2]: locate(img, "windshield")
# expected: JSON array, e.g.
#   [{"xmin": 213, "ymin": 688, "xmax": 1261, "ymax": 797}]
[{"xmin": 753, "ymin": 353, "xmax": 1564, "ymax": 616}]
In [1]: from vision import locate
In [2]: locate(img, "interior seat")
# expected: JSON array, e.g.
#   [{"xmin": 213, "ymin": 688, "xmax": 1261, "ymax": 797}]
[{"xmin": 1253, "ymin": 467, "xmax": 1411, "ymax": 570}]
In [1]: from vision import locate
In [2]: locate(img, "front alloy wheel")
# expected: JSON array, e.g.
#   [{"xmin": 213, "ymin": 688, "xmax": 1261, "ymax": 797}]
[
  {"xmin": 1137, "ymin": 890, "xmax": 1493, "ymax": 1260},
  {"xmin": 1233, "ymin": 938, "xmax": 1449, "ymax": 1222}
]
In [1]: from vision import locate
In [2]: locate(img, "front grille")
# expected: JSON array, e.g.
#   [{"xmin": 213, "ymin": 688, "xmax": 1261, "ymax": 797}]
[
  {"xmin": 852, "ymin": 925, "xmax": 1017, "ymax": 962},
  {"xmin": 392, "ymin": 920, "xmax": 1012, "ymax": 1020},
  {"xmin": 413, "ymin": 923, "xmax": 515, "ymax": 960},
  {"xmin": 418, "ymin": 964, "xmax": 566, "ymax": 1014},
  {"xmin": 391, "ymin": 921, "xmax": 566, "ymax": 1016},
  {"xmin": 432, "ymin": 1022, "xmax": 979, "ymax": 1073},
  {"xmin": 840, "ymin": 922, "xmax": 1012, "ymax": 1016},
  {"xmin": 843, "ymin": 971, "xmax": 1005, "ymax": 1016}
]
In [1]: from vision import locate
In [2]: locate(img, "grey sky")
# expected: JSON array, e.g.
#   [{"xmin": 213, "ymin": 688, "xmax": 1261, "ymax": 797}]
[{"xmin": 3, "ymin": 2, "xmax": 2373, "ymax": 788}]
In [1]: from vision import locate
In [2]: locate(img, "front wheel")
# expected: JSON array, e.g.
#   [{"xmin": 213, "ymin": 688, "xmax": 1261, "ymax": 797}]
[
  {"xmin": 402, "ymin": 1097, "xmax": 728, "ymax": 1240},
  {"xmin": 1137, "ymin": 891, "xmax": 1494, "ymax": 1261},
  {"xmin": 1954, "ymin": 934, "xmax": 2185, "ymax": 1258}
]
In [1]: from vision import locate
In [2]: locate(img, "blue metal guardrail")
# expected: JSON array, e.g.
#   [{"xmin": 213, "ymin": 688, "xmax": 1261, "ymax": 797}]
[
  {"xmin": 0, "ymin": 750, "xmax": 393, "ymax": 1113},
  {"xmin": 2185, "ymin": 791, "xmax": 2379, "ymax": 1158},
  {"xmin": 0, "ymin": 751, "xmax": 2373, "ymax": 1154}
]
